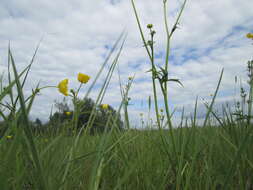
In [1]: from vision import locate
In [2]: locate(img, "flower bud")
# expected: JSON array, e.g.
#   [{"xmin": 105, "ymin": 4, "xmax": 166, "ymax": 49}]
[{"xmin": 147, "ymin": 24, "xmax": 153, "ymax": 29}]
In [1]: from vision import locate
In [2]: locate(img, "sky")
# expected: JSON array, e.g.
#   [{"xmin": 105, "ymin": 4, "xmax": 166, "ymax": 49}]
[{"xmin": 0, "ymin": 0, "xmax": 253, "ymax": 127}]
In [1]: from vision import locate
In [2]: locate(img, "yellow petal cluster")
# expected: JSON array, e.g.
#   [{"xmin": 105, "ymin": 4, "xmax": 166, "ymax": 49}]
[
  {"xmin": 102, "ymin": 104, "xmax": 109, "ymax": 109},
  {"xmin": 246, "ymin": 33, "xmax": 253, "ymax": 39},
  {"xmin": 65, "ymin": 111, "xmax": 71, "ymax": 116},
  {"xmin": 6, "ymin": 135, "xmax": 12, "ymax": 139},
  {"xmin": 58, "ymin": 79, "xmax": 69, "ymax": 96},
  {"xmin": 78, "ymin": 73, "xmax": 90, "ymax": 84}
]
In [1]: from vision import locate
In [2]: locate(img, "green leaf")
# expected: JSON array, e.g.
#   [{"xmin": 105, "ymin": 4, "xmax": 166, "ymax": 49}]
[{"xmin": 167, "ymin": 78, "xmax": 184, "ymax": 87}]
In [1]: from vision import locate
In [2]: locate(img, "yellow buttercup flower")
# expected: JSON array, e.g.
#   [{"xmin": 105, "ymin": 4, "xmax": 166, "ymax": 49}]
[
  {"xmin": 78, "ymin": 73, "xmax": 90, "ymax": 84},
  {"xmin": 58, "ymin": 79, "xmax": 68, "ymax": 96},
  {"xmin": 6, "ymin": 135, "xmax": 12, "ymax": 139},
  {"xmin": 65, "ymin": 111, "xmax": 71, "ymax": 116},
  {"xmin": 246, "ymin": 33, "xmax": 253, "ymax": 39},
  {"xmin": 102, "ymin": 104, "xmax": 109, "ymax": 109}
]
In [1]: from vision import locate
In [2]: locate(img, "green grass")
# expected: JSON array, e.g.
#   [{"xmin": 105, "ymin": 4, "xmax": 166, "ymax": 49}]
[
  {"xmin": 1, "ymin": 0, "xmax": 253, "ymax": 189},
  {"xmin": 1, "ymin": 125, "xmax": 253, "ymax": 189}
]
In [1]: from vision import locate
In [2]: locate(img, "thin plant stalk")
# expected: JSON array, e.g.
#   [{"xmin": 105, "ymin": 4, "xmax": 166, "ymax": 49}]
[
  {"xmin": 247, "ymin": 60, "xmax": 253, "ymax": 125},
  {"xmin": 203, "ymin": 68, "xmax": 224, "ymax": 127},
  {"xmin": 131, "ymin": 0, "xmax": 161, "ymax": 128}
]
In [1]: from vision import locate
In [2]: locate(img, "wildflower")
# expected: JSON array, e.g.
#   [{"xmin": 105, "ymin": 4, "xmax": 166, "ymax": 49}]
[
  {"xmin": 102, "ymin": 104, "xmax": 109, "ymax": 109},
  {"xmin": 58, "ymin": 79, "xmax": 69, "ymax": 96},
  {"xmin": 78, "ymin": 73, "xmax": 90, "ymax": 84},
  {"xmin": 6, "ymin": 135, "xmax": 12, "ymax": 139},
  {"xmin": 65, "ymin": 111, "xmax": 71, "ymax": 116},
  {"xmin": 246, "ymin": 33, "xmax": 253, "ymax": 39},
  {"xmin": 147, "ymin": 24, "xmax": 153, "ymax": 29}
]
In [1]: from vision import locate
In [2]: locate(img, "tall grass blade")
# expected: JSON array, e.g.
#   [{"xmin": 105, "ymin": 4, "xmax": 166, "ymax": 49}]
[
  {"xmin": 9, "ymin": 48, "xmax": 47, "ymax": 190},
  {"xmin": 203, "ymin": 68, "xmax": 224, "ymax": 127}
]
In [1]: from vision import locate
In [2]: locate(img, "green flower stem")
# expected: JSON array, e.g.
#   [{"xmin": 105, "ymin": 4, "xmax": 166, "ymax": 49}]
[
  {"xmin": 247, "ymin": 82, "xmax": 253, "ymax": 125},
  {"xmin": 163, "ymin": 0, "xmax": 170, "ymax": 72},
  {"xmin": 150, "ymin": 34, "xmax": 161, "ymax": 128},
  {"xmin": 160, "ymin": 0, "xmax": 187, "ymax": 167},
  {"xmin": 76, "ymin": 83, "xmax": 83, "ymax": 95},
  {"xmin": 131, "ymin": 0, "xmax": 161, "ymax": 129},
  {"xmin": 247, "ymin": 61, "xmax": 253, "ymax": 125},
  {"xmin": 123, "ymin": 83, "xmax": 131, "ymax": 130},
  {"xmin": 124, "ymin": 103, "xmax": 130, "ymax": 129},
  {"xmin": 73, "ymin": 84, "xmax": 82, "ymax": 132},
  {"xmin": 162, "ymin": 89, "xmax": 176, "ymax": 142},
  {"xmin": 131, "ymin": 0, "xmax": 152, "ymax": 60}
]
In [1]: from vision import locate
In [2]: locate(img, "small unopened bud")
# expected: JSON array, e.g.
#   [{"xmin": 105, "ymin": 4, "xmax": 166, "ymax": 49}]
[
  {"xmin": 32, "ymin": 88, "xmax": 40, "ymax": 95},
  {"xmin": 70, "ymin": 89, "xmax": 75, "ymax": 95},
  {"xmin": 128, "ymin": 76, "xmax": 133, "ymax": 81},
  {"xmin": 35, "ymin": 88, "xmax": 40, "ymax": 93},
  {"xmin": 147, "ymin": 24, "xmax": 153, "ymax": 29},
  {"xmin": 147, "ymin": 40, "xmax": 153, "ymax": 46}
]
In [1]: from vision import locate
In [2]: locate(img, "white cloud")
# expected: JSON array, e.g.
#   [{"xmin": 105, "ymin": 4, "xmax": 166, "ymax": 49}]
[{"xmin": 0, "ymin": 0, "xmax": 253, "ymax": 127}]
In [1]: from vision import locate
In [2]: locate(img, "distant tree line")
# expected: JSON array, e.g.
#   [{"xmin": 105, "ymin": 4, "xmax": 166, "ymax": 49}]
[
  {"xmin": 0, "ymin": 97, "xmax": 124, "ymax": 137},
  {"xmin": 33, "ymin": 97, "xmax": 123, "ymax": 136}
]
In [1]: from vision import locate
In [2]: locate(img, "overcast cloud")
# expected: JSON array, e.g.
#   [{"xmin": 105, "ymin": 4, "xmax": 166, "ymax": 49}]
[{"xmin": 0, "ymin": 0, "xmax": 253, "ymax": 127}]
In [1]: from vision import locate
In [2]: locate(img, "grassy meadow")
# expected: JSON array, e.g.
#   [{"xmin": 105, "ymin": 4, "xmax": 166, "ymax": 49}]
[{"xmin": 1, "ymin": 0, "xmax": 253, "ymax": 189}]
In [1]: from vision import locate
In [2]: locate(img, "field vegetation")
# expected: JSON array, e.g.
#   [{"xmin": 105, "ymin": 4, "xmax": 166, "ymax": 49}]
[{"xmin": 0, "ymin": 0, "xmax": 253, "ymax": 189}]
